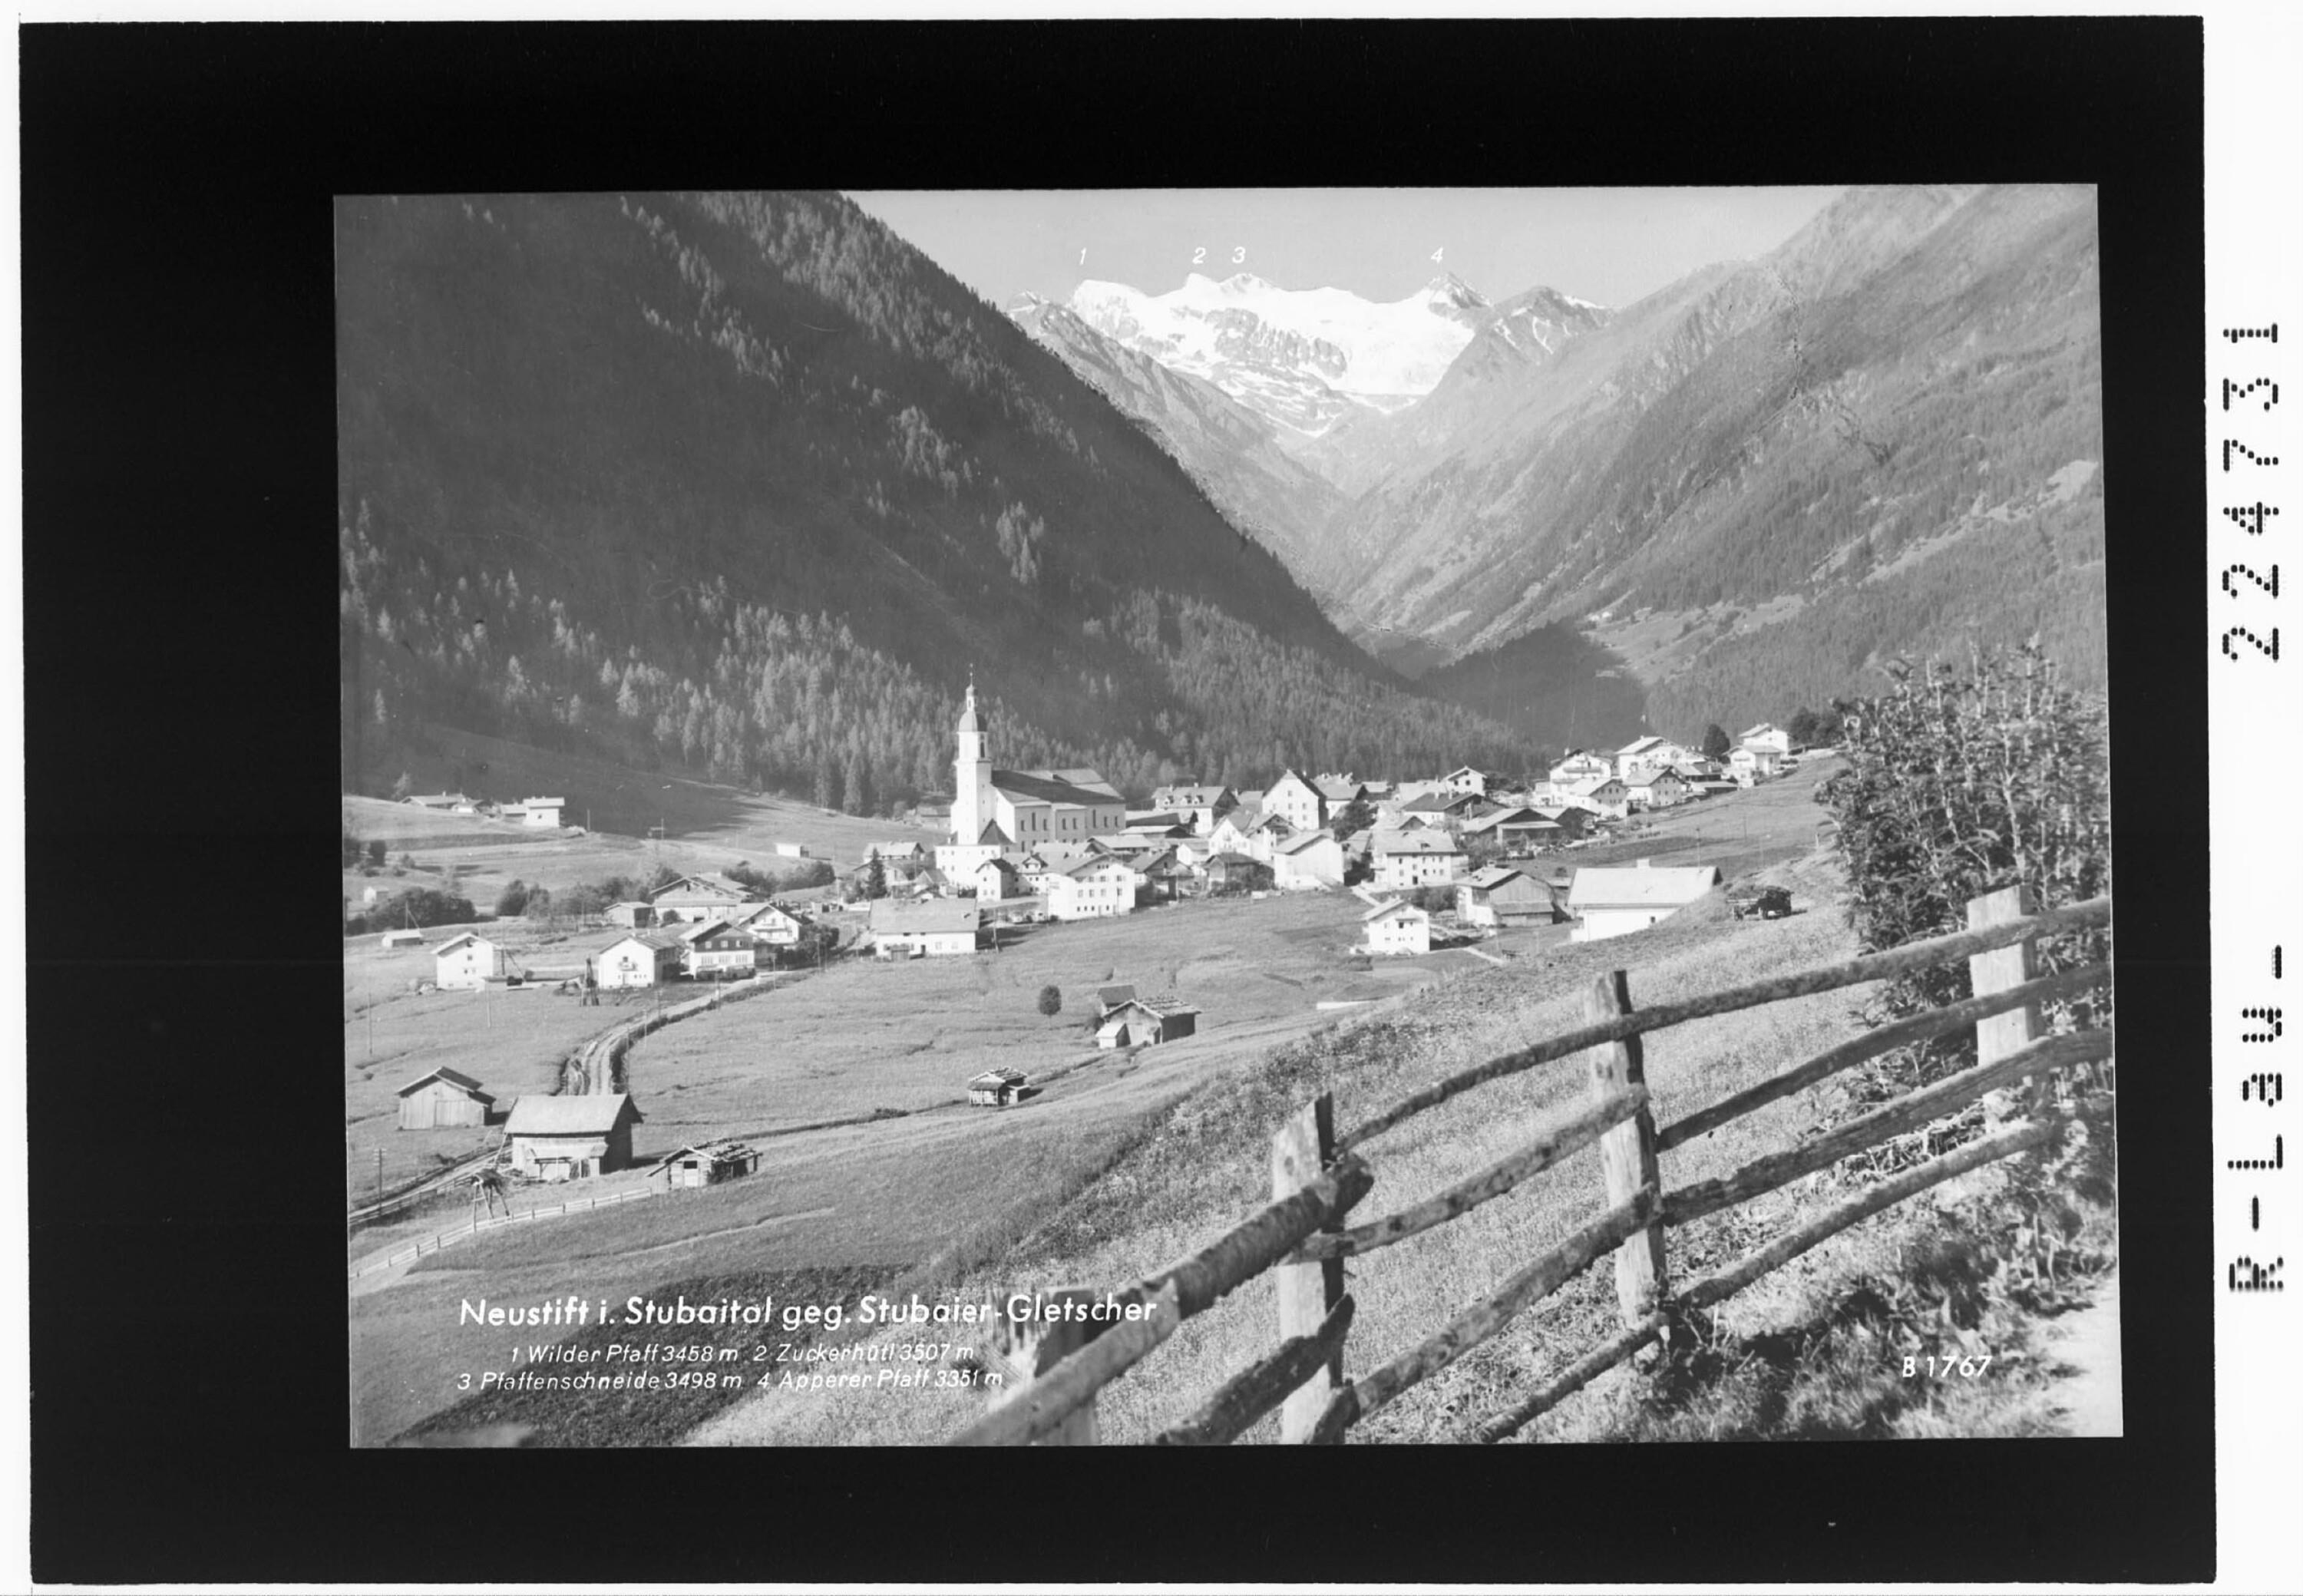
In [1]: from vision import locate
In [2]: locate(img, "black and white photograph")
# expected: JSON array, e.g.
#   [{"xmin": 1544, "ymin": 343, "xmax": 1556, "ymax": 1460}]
[{"xmin": 339, "ymin": 180, "xmax": 2120, "ymax": 1451}]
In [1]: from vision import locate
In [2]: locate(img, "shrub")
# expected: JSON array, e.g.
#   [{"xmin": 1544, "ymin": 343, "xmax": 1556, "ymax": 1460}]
[
  {"xmin": 367, "ymin": 839, "xmax": 388, "ymax": 867},
  {"xmin": 1817, "ymin": 643, "xmax": 2112, "ymax": 1101},
  {"xmin": 1037, "ymin": 985, "xmax": 1062, "ymax": 1018},
  {"xmin": 366, "ymin": 887, "xmax": 477, "ymax": 929},
  {"xmin": 494, "ymin": 880, "xmax": 531, "ymax": 917}
]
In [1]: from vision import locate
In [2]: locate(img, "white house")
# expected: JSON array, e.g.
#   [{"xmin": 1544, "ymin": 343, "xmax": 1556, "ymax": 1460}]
[
  {"xmin": 1455, "ymin": 867, "xmax": 1557, "ymax": 928},
  {"xmin": 867, "ymin": 898, "xmax": 983, "ymax": 957},
  {"xmin": 934, "ymin": 822, "xmax": 1013, "ymax": 881},
  {"xmin": 1566, "ymin": 861, "xmax": 1723, "ymax": 942},
  {"xmin": 1627, "ymin": 769, "xmax": 1693, "ymax": 810},
  {"xmin": 966, "ymin": 855, "xmax": 1023, "ymax": 901},
  {"xmin": 1262, "ymin": 771, "xmax": 1330, "ymax": 834},
  {"xmin": 1729, "ymin": 745, "xmax": 1784, "ymax": 783},
  {"xmin": 1046, "ymin": 855, "xmax": 1139, "ymax": 920},
  {"xmin": 1555, "ymin": 775, "xmax": 1632, "ymax": 820},
  {"xmin": 433, "ymin": 931, "xmax": 507, "ymax": 991},
  {"xmin": 1548, "ymin": 751, "xmax": 1615, "ymax": 785},
  {"xmin": 649, "ymin": 873, "xmax": 756, "ymax": 924},
  {"xmin": 1614, "ymin": 737, "xmax": 1699, "ymax": 784},
  {"xmin": 379, "ymin": 928, "xmax": 427, "ymax": 950},
  {"xmin": 1436, "ymin": 765, "xmax": 1492, "ymax": 798},
  {"xmin": 1372, "ymin": 829, "xmax": 1466, "ymax": 891},
  {"xmin": 678, "ymin": 917, "xmax": 759, "ymax": 979},
  {"xmin": 1150, "ymin": 783, "xmax": 1237, "ymax": 834},
  {"xmin": 1270, "ymin": 831, "xmax": 1346, "ymax": 891},
  {"xmin": 518, "ymin": 796, "xmax": 565, "ymax": 828},
  {"xmin": 1739, "ymin": 723, "xmax": 1793, "ymax": 757},
  {"xmin": 1361, "ymin": 898, "xmax": 1432, "ymax": 957},
  {"xmin": 594, "ymin": 930, "xmax": 683, "ymax": 988},
  {"xmin": 729, "ymin": 901, "xmax": 810, "ymax": 948}
]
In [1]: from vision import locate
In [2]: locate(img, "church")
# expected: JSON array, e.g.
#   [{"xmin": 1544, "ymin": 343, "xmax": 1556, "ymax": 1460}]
[{"xmin": 938, "ymin": 678, "xmax": 1126, "ymax": 874}]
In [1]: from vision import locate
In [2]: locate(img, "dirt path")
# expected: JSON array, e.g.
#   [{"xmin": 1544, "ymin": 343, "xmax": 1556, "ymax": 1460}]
[{"xmin": 2035, "ymin": 1268, "xmax": 2122, "ymax": 1436}]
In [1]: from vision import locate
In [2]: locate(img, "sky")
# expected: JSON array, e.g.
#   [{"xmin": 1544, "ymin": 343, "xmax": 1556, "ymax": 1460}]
[{"xmin": 848, "ymin": 187, "xmax": 1848, "ymax": 312}]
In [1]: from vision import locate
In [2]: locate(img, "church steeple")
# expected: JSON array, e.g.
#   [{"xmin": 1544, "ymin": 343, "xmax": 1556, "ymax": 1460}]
[{"xmin": 952, "ymin": 667, "xmax": 994, "ymax": 847}]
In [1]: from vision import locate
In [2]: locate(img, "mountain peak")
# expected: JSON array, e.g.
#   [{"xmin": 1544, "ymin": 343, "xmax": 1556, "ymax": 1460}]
[{"xmin": 1421, "ymin": 270, "xmax": 1489, "ymax": 309}]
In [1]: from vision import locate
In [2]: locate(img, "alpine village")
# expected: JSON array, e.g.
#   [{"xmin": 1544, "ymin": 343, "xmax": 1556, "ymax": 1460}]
[{"xmin": 346, "ymin": 187, "xmax": 2115, "ymax": 1449}]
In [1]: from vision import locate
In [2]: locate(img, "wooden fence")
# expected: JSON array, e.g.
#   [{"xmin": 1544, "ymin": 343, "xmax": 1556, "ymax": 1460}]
[
  {"xmin": 948, "ymin": 887, "xmax": 2113, "ymax": 1446},
  {"xmin": 348, "ymin": 1183, "xmax": 662, "ymax": 1280}
]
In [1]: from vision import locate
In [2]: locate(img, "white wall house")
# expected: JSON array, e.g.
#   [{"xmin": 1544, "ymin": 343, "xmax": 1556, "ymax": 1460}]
[
  {"xmin": 868, "ymin": 898, "xmax": 983, "ymax": 957},
  {"xmin": 1270, "ymin": 831, "xmax": 1346, "ymax": 890},
  {"xmin": 433, "ymin": 931, "xmax": 505, "ymax": 991},
  {"xmin": 1046, "ymin": 856, "xmax": 1138, "ymax": 920},
  {"xmin": 1738, "ymin": 723, "xmax": 1793, "ymax": 757},
  {"xmin": 595, "ymin": 931, "xmax": 682, "ymax": 988},
  {"xmin": 1566, "ymin": 861, "xmax": 1722, "ymax": 942},
  {"xmin": 1373, "ymin": 830, "xmax": 1466, "ymax": 891},
  {"xmin": 519, "ymin": 796, "xmax": 565, "ymax": 828},
  {"xmin": 1262, "ymin": 771, "xmax": 1329, "ymax": 834},
  {"xmin": 1361, "ymin": 898, "xmax": 1432, "ymax": 957}
]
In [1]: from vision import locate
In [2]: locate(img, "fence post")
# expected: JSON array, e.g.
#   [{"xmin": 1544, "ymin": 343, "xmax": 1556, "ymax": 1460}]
[
  {"xmin": 996, "ymin": 1287, "xmax": 1101, "ymax": 1444},
  {"xmin": 1584, "ymin": 972, "xmax": 1667, "ymax": 1342},
  {"xmin": 1967, "ymin": 885, "xmax": 2041, "ymax": 1126},
  {"xmin": 1274, "ymin": 1092, "xmax": 1346, "ymax": 1442}
]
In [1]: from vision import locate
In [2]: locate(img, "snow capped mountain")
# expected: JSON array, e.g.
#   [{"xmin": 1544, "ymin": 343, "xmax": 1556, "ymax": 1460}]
[{"xmin": 1062, "ymin": 270, "xmax": 1514, "ymax": 437}]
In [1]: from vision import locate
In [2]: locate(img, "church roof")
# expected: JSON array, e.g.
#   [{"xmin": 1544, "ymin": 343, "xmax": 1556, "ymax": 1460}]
[
  {"xmin": 991, "ymin": 768, "xmax": 1118, "ymax": 808},
  {"xmin": 956, "ymin": 679, "xmax": 981, "ymax": 736}
]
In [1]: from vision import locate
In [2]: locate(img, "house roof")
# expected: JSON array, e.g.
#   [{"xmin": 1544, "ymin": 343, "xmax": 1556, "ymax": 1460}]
[
  {"xmin": 650, "ymin": 874, "xmax": 748, "ymax": 901},
  {"xmin": 1313, "ymin": 778, "xmax": 1363, "ymax": 802},
  {"xmin": 1105, "ymin": 995, "xmax": 1198, "ymax": 1020},
  {"xmin": 1274, "ymin": 831, "xmax": 1340, "ymax": 857},
  {"xmin": 604, "ymin": 930, "xmax": 685, "ymax": 953},
  {"xmin": 1059, "ymin": 854, "xmax": 1134, "ymax": 880},
  {"xmin": 969, "ymin": 820, "xmax": 1012, "ymax": 849},
  {"xmin": 434, "ymin": 932, "xmax": 492, "ymax": 957},
  {"xmin": 659, "ymin": 1141, "xmax": 758, "ymax": 1166},
  {"xmin": 1097, "ymin": 983, "xmax": 1138, "ymax": 1008},
  {"xmin": 970, "ymin": 1068, "xmax": 1027, "ymax": 1087},
  {"xmin": 1562, "ymin": 775, "xmax": 1625, "ymax": 795},
  {"xmin": 395, "ymin": 1066, "xmax": 492, "ymax": 1100},
  {"xmin": 1153, "ymin": 785, "xmax": 1230, "ymax": 808},
  {"xmin": 403, "ymin": 792, "xmax": 472, "ymax": 807},
  {"xmin": 1463, "ymin": 865, "xmax": 1539, "ymax": 893},
  {"xmin": 675, "ymin": 917, "xmax": 753, "ymax": 943},
  {"xmin": 505, "ymin": 1093, "xmax": 642, "ymax": 1135},
  {"xmin": 1566, "ymin": 864, "xmax": 1723, "ymax": 910},
  {"xmin": 1205, "ymin": 851, "xmax": 1261, "ymax": 869},
  {"xmin": 1375, "ymin": 829, "xmax": 1464, "ymax": 855},
  {"xmin": 867, "ymin": 899, "xmax": 981, "ymax": 936},
  {"xmin": 1398, "ymin": 792, "xmax": 1465, "ymax": 814},
  {"xmin": 1360, "ymin": 897, "xmax": 1426, "ymax": 923},
  {"xmin": 1616, "ymin": 735, "xmax": 1667, "ymax": 757}
]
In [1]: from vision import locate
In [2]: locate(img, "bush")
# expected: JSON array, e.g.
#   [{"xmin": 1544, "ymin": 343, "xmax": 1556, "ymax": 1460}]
[
  {"xmin": 367, "ymin": 839, "xmax": 388, "ymax": 867},
  {"xmin": 494, "ymin": 880, "xmax": 531, "ymax": 917},
  {"xmin": 1037, "ymin": 985, "xmax": 1062, "ymax": 1018},
  {"xmin": 365, "ymin": 887, "xmax": 477, "ymax": 930},
  {"xmin": 1817, "ymin": 643, "xmax": 2111, "ymax": 1099}
]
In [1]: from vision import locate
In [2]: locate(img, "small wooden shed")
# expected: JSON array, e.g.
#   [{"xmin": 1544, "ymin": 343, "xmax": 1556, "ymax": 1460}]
[
  {"xmin": 503, "ymin": 1093, "xmax": 644, "ymax": 1181},
  {"xmin": 969, "ymin": 1068, "xmax": 1027, "ymax": 1106},
  {"xmin": 658, "ymin": 1141, "xmax": 761, "ymax": 1188},
  {"xmin": 1096, "ymin": 997, "xmax": 1201, "ymax": 1050},
  {"xmin": 395, "ymin": 1067, "xmax": 495, "ymax": 1131}
]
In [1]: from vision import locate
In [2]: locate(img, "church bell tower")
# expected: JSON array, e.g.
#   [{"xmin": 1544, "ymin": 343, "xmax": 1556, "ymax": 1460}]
[{"xmin": 953, "ymin": 670, "xmax": 995, "ymax": 846}]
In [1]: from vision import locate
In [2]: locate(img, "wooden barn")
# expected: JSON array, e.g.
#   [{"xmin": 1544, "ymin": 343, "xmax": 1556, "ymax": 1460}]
[
  {"xmin": 969, "ymin": 1068, "xmax": 1027, "ymax": 1106},
  {"xmin": 657, "ymin": 1141, "xmax": 761, "ymax": 1188},
  {"xmin": 503, "ymin": 1093, "xmax": 644, "ymax": 1181},
  {"xmin": 394, "ymin": 1067, "xmax": 494, "ymax": 1131},
  {"xmin": 1096, "ymin": 997, "xmax": 1200, "ymax": 1050},
  {"xmin": 1455, "ymin": 866, "xmax": 1561, "ymax": 928}
]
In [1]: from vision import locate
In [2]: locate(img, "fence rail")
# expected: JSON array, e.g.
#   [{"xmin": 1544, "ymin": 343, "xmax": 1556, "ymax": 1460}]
[
  {"xmin": 348, "ymin": 1183, "xmax": 661, "ymax": 1280},
  {"xmin": 948, "ymin": 889, "xmax": 2111, "ymax": 1446}
]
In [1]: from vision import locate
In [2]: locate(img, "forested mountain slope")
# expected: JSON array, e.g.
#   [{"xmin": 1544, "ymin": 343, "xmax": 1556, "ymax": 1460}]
[{"xmin": 338, "ymin": 193, "xmax": 1522, "ymax": 814}]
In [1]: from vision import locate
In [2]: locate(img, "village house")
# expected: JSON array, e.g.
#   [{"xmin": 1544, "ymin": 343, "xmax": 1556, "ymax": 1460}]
[
  {"xmin": 1361, "ymin": 897, "xmax": 1432, "ymax": 957},
  {"xmin": 1203, "ymin": 851, "xmax": 1271, "ymax": 894},
  {"xmin": 1548, "ymin": 750, "xmax": 1615, "ymax": 785},
  {"xmin": 867, "ymin": 898, "xmax": 983, "ymax": 958},
  {"xmin": 401, "ymin": 791, "xmax": 477, "ymax": 812},
  {"xmin": 677, "ymin": 917, "xmax": 759, "ymax": 980},
  {"xmin": 1462, "ymin": 806, "xmax": 1567, "ymax": 853},
  {"xmin": 1150, "ymin": 783, "xmax": 1237, "ymax": 834},
  {"xmin": 647, "ymin": 873, "xmax": 756, "ymax": 924},
  {"xmin": 1262, "ymin": 770, "xmax": 1330, "ymax": 834},
  {"xmin": 1739, "ymin": 722, "xmax": 1794, "ymax": 757},
  {"xmin": 1435, "ymin": 765, "xmax": 1492, "ymax": 798},
  {"xmin": 605, "ymin": 900, "xmax": 658, "ymax": 930},
  {"xmin": 1018, "ymin": 839, "xmax": 1108, "ymax": 896},
  {"xmin": 1046, "ymin": 854, "xmax": 1140, "ymax": 920},
  {"xmin": 1554, "ymin": 775, "xmax": 1633, "ymax": 820},
  {"xmin": 594, "ymin": 930, "xmax": 684, "ymax": 988},
  {"xmin": 394, "ymin": 1067, "xmax": 494, "ymax": 1131},
  {"xmin": 1729, "ymin": 745, "xmax": 1784, "ymax": 783},
  {"xmin": 432, "ymin": 931, "xmax": 510, "ymax": 992},
  {"xmin": 947, "ymin": 679, "xmax": 1127, "ymax": 849},
  {"xmin": 1566, "ymin": 861, "xmax": 1723, "ymax": 942},
  {"xmin": 379, "ymin": 928, "xmax": 427, "ymax": 950},
  {"xmin": 1456, "ymin": 865, "xmax": 1560, "ymax": 928},
  {"xmin": 1534, "ymin": 805, "xmax": 1594, "ymax": 841},
  {"xmin": 968, "ymin": 1068, "xmax": 1028, "ymax": 1107},
  {"xmin": 1614, "ymin": 736, "xmax": 1698, "ymax": 784},
  {"xmin": 773, "ymin": 841, "xmax": 811, "ymax": 858},
  {"xmin": 1313, "ymin": 774, "xmax": 1367, "ymax": 815},
  {"xmin": 1096, "ymin": 996, "xmax": 1201, "ymax": 1049},
  {"xmin": 729, "ymin": 900, "xmax": 810, "ymax": 950},
  {"xmin": 966, "ymin": 855, "xmax": 1023, "ymax": 901},
  {"xmin": 656, "ymin": 1141, "xmax": 761, "ymax": 1188},
  {"xmin": 504, "ymin": 1092, "xmax": 643, "ymax": 1181},
  {"xmin": 1395, "ymin": 790, "xmax": 1479, "ymax": 830},
  {"xmin": 1204, "ymin": 807, "xmax": 1264, "ymax": 860},
  {"xmin": 934, "ymin": 822, "xmax": 1013, "ymax": 880},
  {"xmin": 1095, "ymin": 983, "xmax": 1138, "ymax": 1017},
  {"xmin": 1270, "ymin": 830, "xmax": 1346, "ymax": 890},
  {"xmin": 1373, "ymin": 828, "xmax": 1467, "ymax": 891},
  {"xmin": 1627, "ymin": 769, "xmax": 1693, "ymax": 810},
  {"xmin": 1132, "ymin": 847, "xmax": 1191, "ymax": 903}
]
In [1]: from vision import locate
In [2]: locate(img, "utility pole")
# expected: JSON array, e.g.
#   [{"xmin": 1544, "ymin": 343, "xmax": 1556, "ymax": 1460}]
[{"xmin": 375, "ymin": 1148, "xmax": 385, "ymax": 1208}]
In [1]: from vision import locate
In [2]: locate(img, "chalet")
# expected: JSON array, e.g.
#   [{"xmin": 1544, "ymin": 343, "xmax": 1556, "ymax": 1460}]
[
  {"xmin": 1270, "ymin": 830, "xmax": 1346, "ymax": 890},
  {"xmin": 1205, "ymin": 808, "xmax": 1261, "ymax": 859},
  {"xmin": 379, "ymin": 928, "xmax": 426, "ymax": 950},
  {"xmin": 1729, "ymin": 746, "xmax": 1783, "ymax": 782},
  {"xmin": 1373, "ymin": 828, "xmax": 1466, "ymax": 891},
  {"xmin": 656, "ymin": 1141, "xmax": 760, "ymax": 1188},
  {"xmin": 677, "ymin": 917, "xmax": 759, "ymax": 979},
  {"xmin": 1396, "ymin": 791, "xmax": 1478, "ymax": 828},
  {"xmin": 868, "ymin": 898, "xmax": 983, "ymax": 958},
  {"xmin": 1436, "ymin": 766, "xmax": 1492, "ymax": 798},
  {"xmin": 519, "ymin": 797, "xmax": 566, "ymax": 828},
  {"xmin": 1555, "ymin": 776, "xmax": 1632, "ymax": 820},
  {"xmin": 1047, "ymin": 855, "xmax": 1139, "ymax": 920},
  {"xmin": 1456, "ymin": 866, "xmax": 1558, "ymax": 928},
  {"xmin": 605, "ymin": 900, "xmax": 658, "ymax": 930},
  {"xmin": 1566, "ymin": 861, "xmax": 1723, "ymax": 943},
  {"xmin": 401, "ymin": 791, "xmax": 476, "ymax": 811},
  {"xmin": 729, "ymin": 901, "xmax": 809, "ymax": 947},
  {"xmin": 1097, "ymin": 996, "xmax": 1200, "ymax": 1049},
  {"xmin": 1150, "ymin": 783, "xmax": 1237, "ymax": 833},
  {"xmin": 1533, "ymin": 805, "xmax": 1594, "ymax": 841},
  {"xmin": 1360, "ymin": 897, "xmax": 1432, "ymax": 957},
  {"xmin": 1019, "ymin": 840, "xmax": 1109, "ymax": 895},
  {"xmin": 1132, "ymin": 847, "xmax": 1191, "ymax": 903},
  {"xmin": 969, "ymin": 1068, "xmax": 1028, "ymax": 1107},
  {"xmin": 1241, "ymin": 809, "xmax": 1298, "ymax": 862},
  {"xmin": 504, "ymin": 1092, "xmax": 643, "ymax": 1181},
  {"xmin": 1263, "ymin": 771, "xmax": 1330, "ymax": 834},
  {"xmin": 1627, "ymin": 769, "xmax": 1693, "ymax": 810},
  {"xmin": 1462, "ymin": 806, "xmax": 1566, "ymax": 852},
  {"xmin": 395, "ymin": 1067, "xmax": 494, "ymax": 1131},
  {"xmin": 1203, "ymin": 852, "xmax": 1270, "ymax": 894},
  {"xmin": 1313, "ymin": 774, "xmax": 1367, "ymax": 812},
  {"xmin": 1739, "ymin": 723, "xmax": 1794, "ymax": 757},
  {"xmin": 434, "ymin": 931, "xmax": 509, "ymax": 992},
  {"xmin": 595, "ymin": 930, "xmax": 683, "ymax": 988}
]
